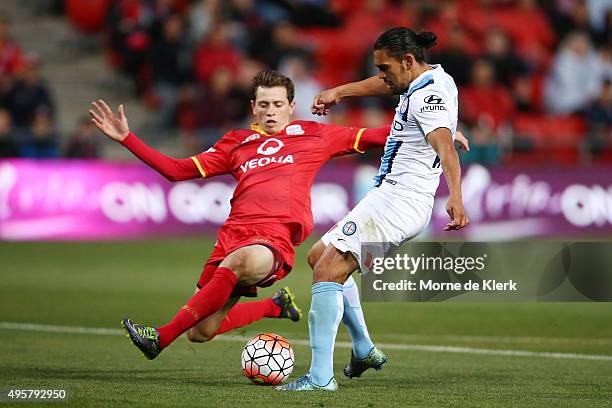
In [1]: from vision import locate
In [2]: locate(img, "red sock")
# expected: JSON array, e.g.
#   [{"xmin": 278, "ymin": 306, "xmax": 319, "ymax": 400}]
[
  {"xmin": 210, "ymin": 298, "xmax": 281, "ymax": 339},
  {"xmin": 158, "ymin": 267, "xmax": 237, "ymax": 348}
]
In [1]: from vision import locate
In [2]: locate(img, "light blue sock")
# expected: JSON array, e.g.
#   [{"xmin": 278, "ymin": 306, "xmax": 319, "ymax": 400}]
[
  {"xmin": 342, "ymin": 275, "xmax": 375, "ymax": 359},
  {"xmin": 308, "ymin": 282, "xmax": 344, "ymax": 386}
]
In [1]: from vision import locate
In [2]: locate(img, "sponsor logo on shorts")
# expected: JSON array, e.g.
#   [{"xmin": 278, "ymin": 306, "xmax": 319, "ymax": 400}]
[{"xmin": 342, "ymin": 221, "xmax": 357, "ymax": 236}]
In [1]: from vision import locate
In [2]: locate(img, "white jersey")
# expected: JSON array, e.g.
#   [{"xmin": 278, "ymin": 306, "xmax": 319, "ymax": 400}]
[{"xmin": 374, "ymin": 64, "xmax": 458, "ymax": 207}]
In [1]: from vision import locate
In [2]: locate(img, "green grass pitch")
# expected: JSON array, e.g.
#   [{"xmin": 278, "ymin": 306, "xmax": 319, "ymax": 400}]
[{"xmin": 1, "ymin": 237, "xmax": 611, "ymax": 407}]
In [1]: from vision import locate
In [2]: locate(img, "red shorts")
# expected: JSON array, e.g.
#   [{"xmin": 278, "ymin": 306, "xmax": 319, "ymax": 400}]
[{"xmin": 196, "ymin": 223, "xmax": 296, "ymax": 297}]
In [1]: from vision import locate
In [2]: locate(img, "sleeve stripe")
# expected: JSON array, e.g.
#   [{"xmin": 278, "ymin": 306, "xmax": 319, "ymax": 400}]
[
  {"xmin": 353, "ymin": 128, "xmax": 366, "ymax": 153},
  {"xmin": 191, "ymin": 156, "xmax": 206, "ymax": 178}
]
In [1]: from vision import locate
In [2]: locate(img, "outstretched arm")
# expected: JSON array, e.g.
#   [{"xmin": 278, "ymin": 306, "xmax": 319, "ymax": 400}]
[
  {"xmin": 89, "ymin": 100, "xmax": 200, "ymax": 181},
  {"xmin": 312, "ymin": 76, "xmax": 391, "ymax": 116},
  {"xmin": 428, "ymin": 127, "xmax": 469, "ymax": 231},
  {"xmin": 454, "ymin": 130, "xmax": 470, "ymax": 152}
]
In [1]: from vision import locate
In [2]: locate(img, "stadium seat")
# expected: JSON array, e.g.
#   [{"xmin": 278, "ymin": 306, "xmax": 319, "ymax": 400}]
[
  {"xmin": 511, "ymin": 114, "xmax": 586, "ymax": 165},
  {"xmin": 66, "ymin": 0, "xmax": 111, "ymax": 34}
]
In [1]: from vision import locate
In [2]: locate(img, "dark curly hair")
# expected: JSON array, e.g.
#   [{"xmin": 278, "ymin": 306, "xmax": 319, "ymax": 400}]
[{"xmin": 374, "ymin": 27, "xmax": 437, "ymax": 63}]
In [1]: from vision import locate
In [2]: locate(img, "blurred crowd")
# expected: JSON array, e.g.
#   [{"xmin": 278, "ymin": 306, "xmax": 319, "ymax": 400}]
[
  {"xmin": 0, "ymin": 7, "xmax": 100, "ymax": 159},
  {"xmin": 1, "ymin": 0, "xmax": 611, "ymax": 165}
]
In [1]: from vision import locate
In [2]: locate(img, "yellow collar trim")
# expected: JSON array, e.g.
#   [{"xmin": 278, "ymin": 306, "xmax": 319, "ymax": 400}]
[{"xmin": 250, "ymin": 122, "xmax": 278, "ymax": 136}]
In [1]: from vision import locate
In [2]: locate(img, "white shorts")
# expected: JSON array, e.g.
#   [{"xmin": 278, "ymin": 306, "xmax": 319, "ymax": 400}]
[{"xmin": 321, "ymin": 184, "xmax": 432, "ymax": 275}]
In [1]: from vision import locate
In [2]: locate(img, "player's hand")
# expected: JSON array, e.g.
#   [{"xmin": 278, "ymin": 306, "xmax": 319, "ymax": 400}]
[
  {"xmin": 89, "ymin": 100, "xmax": 130, "ymax": 142},
  {"xmin": 445, "ymin": 197, "xmax": 469, "ymax": 231},
  {"xmin": 454, "ymin": 130, "xmax": 470, "ymax": 152},
  {"xmin": 311, "ymin": 88, "xmax": 342, "ymax": 116}
]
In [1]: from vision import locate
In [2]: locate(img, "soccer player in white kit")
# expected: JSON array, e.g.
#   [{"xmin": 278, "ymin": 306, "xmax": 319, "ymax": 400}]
[{"xmin": 279, "ymin": 27, "xmax": 469, "ymax": 391}]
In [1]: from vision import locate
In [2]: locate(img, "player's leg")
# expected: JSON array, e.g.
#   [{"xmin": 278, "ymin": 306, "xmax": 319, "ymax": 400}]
[
  {"xmin": 156, "ymin": 245, "xmax": 273, "ymax": 347},
  {"xmin": 341, "ymin": 275, "xmax": 374, "ymax": 358},
  {"xmin": 186, "ymin": 291, "xmax": 240, "ymax": 342},
  {"xmin": 278, "ymin": 244, "xmax": 356, "ymax": 391},
  {"xmin": 188, "ymin": 286, "xmax": 302, "ymax": 341},
  {"xmin": 121, "ymin": 244, "xmax": 274, "ymax": 359},
  {"xmin": 309, "ymin": 246, "xmax": 357, "ymax": 385},
  {"xmin": 309, "ymin": 240, "xmax": 380, "ymax": 374}
]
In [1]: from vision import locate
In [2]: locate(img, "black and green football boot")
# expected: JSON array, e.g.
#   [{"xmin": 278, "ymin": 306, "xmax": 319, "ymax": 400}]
[
  {"xmin": 120, "ymin": 318, "xmax": 161, "ymax": 360},
  {"xmin": 343, "ymin": 346, "xmax": 387, "ymax": 378},
  {"xmin": 272, "ymin": 287, "xmax": 302, "ymax": 322}
]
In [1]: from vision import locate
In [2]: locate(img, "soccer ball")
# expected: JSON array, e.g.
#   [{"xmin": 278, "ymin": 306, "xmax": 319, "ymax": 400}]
[{"xmin": 241, "ymin": 333, "xmax": 294, "ymax": 385}]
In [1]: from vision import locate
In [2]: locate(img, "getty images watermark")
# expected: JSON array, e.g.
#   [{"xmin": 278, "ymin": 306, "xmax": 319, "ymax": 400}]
[{"xmin": 359, "ymin": 242, "xmax": 612, "ymax": 302}]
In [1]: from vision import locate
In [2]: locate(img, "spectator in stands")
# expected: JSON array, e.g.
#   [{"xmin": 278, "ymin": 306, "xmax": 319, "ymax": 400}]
[
  {"xmin": 0, "ymin": 74, "xmax": 12, "ymax": 111},
  {"xmin": 279, "ymin": 51, "xmax": 325, "ymax": 121},
  {"xmin": 6, "ymin": 59, "xmax": 54, "ymax": 128},
  {"xmin": 19, "ymin": 109, "xmax": 58, "ymax": 158},
  {"xmin": 460, "ymin": 58, "xmax": 515, "ymax": 131},
  {"xmin": 0, "ymin": 108, "xmax": 18, "ymax": 158},
  {"xmin": 249, "ymin": 21, "xmax": 303, "ymax": 69},
  {"xmin": 0, "ymin": 16, "xmax": 25, "ymax": 79},
  {"xmin": 65, "ymin": 116, "xmax": 100, "ymax": 158},
  {"xmin": 544, "ymin": 31, "xmax": 603, "ymax": 114},
  {"xmin": 288, "ymin": 0, "xmax": 340, "ymax": 28},
  {"xmin": 429, "ymin": 25, "xmax": 473, "ymax": 86},
  {"xmin": 512, "ymin": 75, "xmax": 538, "ymax": 112},
  {"xmin": 106, "ymin": 0, "xmax": 154, "ymax": 93},
  {"xmin": 495, "ymin": 0, "xmax": 556, "ymax": 64},
  {"xmin": 459, "ymin": 0, "xmax": 497, "ymax": 41},
  {"xmin": 150, "ymin": 13, "xmax": 191, "ymax": 129},
  {"xmin": 483, "ymin": 28, "xmax": 529, "ymax": 86},
  {"xmin": 222, "ymin": 0, "xmax": 260, "ymax": 52},
  {"xmin": 189, "ymin": 0, "xmax": 216, "ymax": 46},
  {"xmin": 585, "ymin": 78, "xmax": 612, "ymax": 154},
  {"xmin": 461, "ymin": 123, "xmax": 500, "ymax": 165},
  {"xmin": 549, "ymin": 0, "xmax": 606, "ymax": 46},
  {"xmin": 587, "ymin": 0, "xmax": 611, "ymax": 35},
  {"xmin": 190, "ymin": 66, "xmax": 248, "ymax": 146},
  {"xmin": 592, "ymin": 9, "xmax": 611, "ymax": 47},
  {"xmin": 194, "ymin": 24, "xmax": 241, "ymax": 84}
]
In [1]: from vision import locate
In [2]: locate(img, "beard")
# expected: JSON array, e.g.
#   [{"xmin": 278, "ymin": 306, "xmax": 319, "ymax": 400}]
[{"xmin": 388, "ymin": 82, "xmax": 408, "ymax": 95}]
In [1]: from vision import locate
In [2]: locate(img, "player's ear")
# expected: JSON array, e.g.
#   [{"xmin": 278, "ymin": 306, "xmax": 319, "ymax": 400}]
[
  {"xmin": 288, "ymin": 100, "xmax": 295, "ymax": 115},
  {"xmin": 250, "ymin": 100, "xmax": 256, "ymax": 115},
  {"xmin": 403, "ymin": 53, "xmax": 413, "ymax": 69}
]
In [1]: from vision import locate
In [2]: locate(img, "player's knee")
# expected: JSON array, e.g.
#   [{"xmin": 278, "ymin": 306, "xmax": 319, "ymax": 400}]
[
  {"xmin": 312, "ymin": 249, "xmax": 349, "ymax": 284},
  {"xmin": 187, "ymin": 327, "xmax": 214, "ymax": 343},
  {"xmin": 221, "ymin": 251, "xmax": 248, "ymax": 277},
  {"xmin": 307, "ymin": 241, "xmax": 324, "ymax": 270}
]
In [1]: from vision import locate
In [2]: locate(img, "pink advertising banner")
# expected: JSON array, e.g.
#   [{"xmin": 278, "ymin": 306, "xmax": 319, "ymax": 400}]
[{"xmin": 0, "ymin": 159, "xmax": 611, "ymax": 240}]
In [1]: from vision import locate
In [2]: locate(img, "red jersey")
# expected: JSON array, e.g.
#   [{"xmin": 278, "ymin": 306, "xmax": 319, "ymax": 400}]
[{"xmin": 123, "ymin": 120, "xmax": 389, "ymax": 245}]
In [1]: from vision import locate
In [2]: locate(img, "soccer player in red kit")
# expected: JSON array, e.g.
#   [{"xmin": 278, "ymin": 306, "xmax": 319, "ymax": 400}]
[{"xmin": 89, "ymin": 70, "xmax": 392, "ymax": 359}]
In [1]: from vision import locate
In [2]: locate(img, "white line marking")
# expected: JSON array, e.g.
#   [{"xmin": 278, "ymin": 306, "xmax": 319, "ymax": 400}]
[
  {"xmin": 375, "ymin": 333, "xmax": 612, "ymax": 346},
  {"xmin": 1, "ymin": 322, "xmax": 611, "ymax": 362}
]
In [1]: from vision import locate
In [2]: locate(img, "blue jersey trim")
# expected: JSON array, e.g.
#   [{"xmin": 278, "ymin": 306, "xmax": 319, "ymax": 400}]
[
  {"xmin": 374, "ymin": 140, "xmax": 403, "ymax": 187},
  {"xmin": 401, "ymin": 74, "xmax": 434, "ymax": 121}
]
